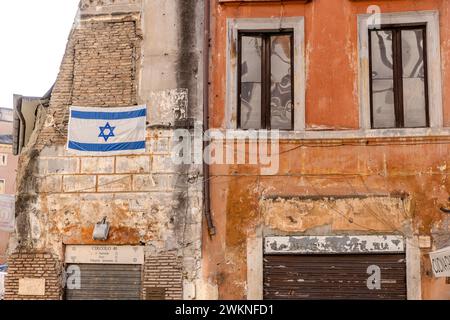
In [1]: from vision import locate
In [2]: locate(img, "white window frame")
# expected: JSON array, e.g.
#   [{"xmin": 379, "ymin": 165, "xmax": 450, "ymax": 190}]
[
  {"xmin": 226, "ymin": 17, "xmax": 306, "ymax": 131},
  {"xmin": 0, "ymin": 179, "xmax": 5, "ymax": 194},
  {"xmin": 357, "ymin": 10, "xmax": 443, "ymax": 131}
]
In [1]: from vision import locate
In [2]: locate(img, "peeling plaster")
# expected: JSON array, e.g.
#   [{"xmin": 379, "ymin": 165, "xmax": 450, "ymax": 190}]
[{"xmin": 265, "ymin": 235, "xmax": 405, "ymax": 254}]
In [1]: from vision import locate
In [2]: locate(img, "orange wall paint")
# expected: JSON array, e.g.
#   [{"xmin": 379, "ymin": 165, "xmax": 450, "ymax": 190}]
[
  {"xmin": 205, "ymin": 0, "xmax": 450, "ymax": 300},
  {"xmin": 210, "ymin": 0, "xmax": 450, "ymax": 129}
]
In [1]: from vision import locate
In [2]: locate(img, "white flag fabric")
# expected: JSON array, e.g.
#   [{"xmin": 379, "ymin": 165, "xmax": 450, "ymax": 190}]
[
  {"xmin": 68, "ymin": 105, "xmax": 147, "ymax": 155},
  {"xmin": 0, "ymin": 195, "xmax": 15, "ymax": 233}
]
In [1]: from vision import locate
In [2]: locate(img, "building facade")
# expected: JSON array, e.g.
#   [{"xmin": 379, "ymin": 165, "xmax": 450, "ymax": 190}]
[
  {"xmin": 5, "ymin": 0, "xmax": 205, "ymax": 300},
  {"xmin": 5, "ymin": 0, "xmax": 450, "ymax": 301},
  {"xmin": 203, "ymin": 0, "xmax": 450, "ymax": 300},
  {"xmin": 0, "ymin": 108, "xmax": 18, "ymax": 265}
]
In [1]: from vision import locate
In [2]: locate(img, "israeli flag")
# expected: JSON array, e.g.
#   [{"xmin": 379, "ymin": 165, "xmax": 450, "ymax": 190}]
[{"xmin": 68, "ymin": 105, "xmax": 147, "ymax": 155}]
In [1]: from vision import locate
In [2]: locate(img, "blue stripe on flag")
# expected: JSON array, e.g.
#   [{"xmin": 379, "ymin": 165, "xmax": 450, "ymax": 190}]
[
  {"xmin": 71, "ymin": 109, "xmax": 146, "ymax": 120},
  {"xmin": 68, "ymin": 141, "xmax": 146, "ymax": 152}
]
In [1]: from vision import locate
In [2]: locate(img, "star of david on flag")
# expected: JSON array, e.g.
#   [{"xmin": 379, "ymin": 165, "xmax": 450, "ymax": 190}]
[
  {"xmin": 99, "ymin": 122, "xmax": 116, "ymax": 142},
  {"xmin": 67, "ymin": 105, "xmax": 147, "ymax": 155}
]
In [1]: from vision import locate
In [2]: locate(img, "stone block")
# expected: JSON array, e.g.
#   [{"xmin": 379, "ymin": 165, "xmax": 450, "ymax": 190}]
[
  {"xmin": 152, "ymin": 155, "xmax": 176, "ymax": 173},
  {"xmin": 98, "ymin": 175, "xmax": 132, "ymax": 192},
  {"xmin": 116, "ymin": 155, "xmax": 151, "ymax": 174},
  {"xmin": 38, "ymin": 175, "xmax": 63, "ymax": 193},
  {"xmin": 81, "ymin": 157, "xmax": 114, "ymax": 174},
  {"xmin": 39, "ymin": 158, "xmax": 79, "ymax": 175},
  {"xmin": 63, "ymin": 175, "xmax": 96, "ymax": 193}
]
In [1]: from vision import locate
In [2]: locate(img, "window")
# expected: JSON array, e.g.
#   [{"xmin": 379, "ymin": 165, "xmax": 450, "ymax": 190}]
[
  {"xmin": 358, "ymin": 11, "xmax": 442, "ymax": 132},
  {"xmin": 369, "ymin": 25, "xmax": 429, "ymax": 129},
  {"xmin": 238, "ymin": 31, "xmax": 294, "ymax": 130},
  {"xmin": 0, "ymin": 154, "xmax": 6, "ymax": 166},
  {"xmin": 0, "ymin": 180, "xmax": 5, "ymax": 194},
  {"xmin": 227, "ymin": 17, "xmax": 305, "ymax": 131}
]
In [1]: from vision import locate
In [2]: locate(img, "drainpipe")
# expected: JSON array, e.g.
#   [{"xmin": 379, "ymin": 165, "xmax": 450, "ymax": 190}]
[{"xmin": 203, "ymin": 0, "xmax": 216, "ymax": 236}]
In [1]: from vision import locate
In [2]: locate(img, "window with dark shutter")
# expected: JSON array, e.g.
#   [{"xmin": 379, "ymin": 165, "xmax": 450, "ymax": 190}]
[
  {"xmin": 369, "ymin": 25, "xmax": 429, "ymax": 129},
  {"xmin": 238, "ymin": 31, "xmax": 294, "ymax": 130}
]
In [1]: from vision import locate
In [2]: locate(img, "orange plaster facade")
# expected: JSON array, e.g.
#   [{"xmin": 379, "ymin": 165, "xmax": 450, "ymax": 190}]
[{"xmin": 204, "ymin": 0, "xmax": 450, "ymax": 300}]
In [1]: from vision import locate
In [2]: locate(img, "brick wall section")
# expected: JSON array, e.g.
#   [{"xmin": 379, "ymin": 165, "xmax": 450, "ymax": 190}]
[
  {"xmin": 4, "ymin": 252, "xmax": 62, "ymax": 300},
  {"xmin": 143, "ymin": 254, "xmax": 183, "ymax": 300},
  {"xmin": 37, "ymin": 18, "xmax": 139, "ymax": 147},
  {"xmin": 72, "ymin": 21, "xmax": 137, "ymax": 107}
]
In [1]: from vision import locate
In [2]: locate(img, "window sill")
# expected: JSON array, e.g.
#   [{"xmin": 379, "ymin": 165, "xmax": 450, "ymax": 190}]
[{"xmin": 219, "ymin": 127, "xmax": 450, "ymax": 142}]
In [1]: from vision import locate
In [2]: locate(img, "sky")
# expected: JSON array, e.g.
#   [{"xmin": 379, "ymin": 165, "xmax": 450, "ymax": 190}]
[{"xmin": 0, "ymin": 0, "xmax": 80, "ymax": 108}]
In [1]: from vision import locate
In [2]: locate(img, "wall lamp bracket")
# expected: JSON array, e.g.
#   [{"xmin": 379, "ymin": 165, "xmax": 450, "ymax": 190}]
[{"xmin": 93, "ymin": 217, "xmax": 110, "ymax": 241}]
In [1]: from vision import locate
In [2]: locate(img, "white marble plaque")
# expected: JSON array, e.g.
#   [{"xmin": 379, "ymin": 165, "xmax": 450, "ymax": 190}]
[
  {"xmin": 18, "ymin": 278, "xmax": 46, "ymax": 296},
  {"xmin": 65, "ymin": 245, "xmax": 144, "ymax": 265}
]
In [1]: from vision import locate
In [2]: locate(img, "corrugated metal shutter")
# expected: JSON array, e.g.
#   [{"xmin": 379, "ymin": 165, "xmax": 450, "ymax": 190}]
[
  {"xmin": 66, "ymin": 264, "xmax": 142, "ymax": 300},
  {"xmin": 264, "ymin": 254, "xmax": 406, "ymax": 300}
]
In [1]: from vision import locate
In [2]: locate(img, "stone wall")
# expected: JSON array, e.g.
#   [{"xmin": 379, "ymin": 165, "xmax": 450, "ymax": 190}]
[{"xmin": 6, "ymin": 0, "xmax": 204, "ymax": 300}]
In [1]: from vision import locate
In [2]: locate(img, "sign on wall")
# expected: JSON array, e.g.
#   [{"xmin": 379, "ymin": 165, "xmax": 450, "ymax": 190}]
[
  {"xmin": 265, "ymin": 235, "xmax": 405, "ymax": 254},
  {"xmin": 65, "ymin": 245, "xmax": 144, "ymax": 265},
  {"xmin": 429, "ymin": 246, "xmax": 450, "ymax": 278},
  {"xmin": 18, "ymin": 278, "xmax": 46, "ymax": 296},
  {"xmin": 0, "ymin": 195, "xmax": 15, "ymax": 232}
]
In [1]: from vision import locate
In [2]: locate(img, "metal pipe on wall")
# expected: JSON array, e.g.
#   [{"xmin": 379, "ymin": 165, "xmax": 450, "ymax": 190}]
[{"xmin": 203, "ymin": 0, "xmax": 216, "ymax": 236}]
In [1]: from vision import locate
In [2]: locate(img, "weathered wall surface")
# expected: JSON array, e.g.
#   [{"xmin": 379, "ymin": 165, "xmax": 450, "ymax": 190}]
[
  {"xmin": 204, "ymin": 0, "xmax": 450, "ymax": 300},
  {"xmin": 262, "ymin": 196, "xmax": 411, "ymax": 234},
  {"xmin": 210, "ymin": 0, "xmax": 450, "ymax": 129},
  {"xmin": 205, "ymin": 141, "xmax": 450, "ymax": 300},
  {"xmin": 6, "ymin": 0, "xmax": 204, "ymax": 300}
]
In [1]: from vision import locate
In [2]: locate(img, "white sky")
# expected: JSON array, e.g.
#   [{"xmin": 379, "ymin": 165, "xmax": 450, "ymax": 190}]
[{"xmin": 0, "ymin": 0, "xmax": 80, "ymax": 108}]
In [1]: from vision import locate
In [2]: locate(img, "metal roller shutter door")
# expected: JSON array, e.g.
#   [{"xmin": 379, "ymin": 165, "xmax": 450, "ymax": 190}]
[
  {"xmin": 66, "ymin": 264, "xmax": 142, "ymax": 300},
  {"xmin": 264, "ymin": 254, "xmax": 406, "ymax": 300}
]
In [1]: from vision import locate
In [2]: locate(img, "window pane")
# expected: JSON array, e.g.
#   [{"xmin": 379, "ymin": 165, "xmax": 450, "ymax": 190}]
[
  {"xmin": 240, "ymin": 36, "xmax": 262, "ymax": 129},
  {"xmin": 402, "ymin": 29, "xmax": 427, "ymax": 127},
  {"xmin": 270, "ymin": 35, "xmax": 293, "ymax": 130},
  {"xmin": 371, "ymin": 30, "xmax": 396, "ymax": 128},
  {"xmin": 372, "ymin": 80, "xmax": 396, "ymax": 128}
]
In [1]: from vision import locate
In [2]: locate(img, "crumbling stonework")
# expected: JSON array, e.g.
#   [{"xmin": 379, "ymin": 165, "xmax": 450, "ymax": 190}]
[
  {"xmin": 7, "ymin": 0, "xmax": 204, "ymax": 300},
  {"xmin": 262, "ymin": 196, "xmax": 412, "ymax": 234}
]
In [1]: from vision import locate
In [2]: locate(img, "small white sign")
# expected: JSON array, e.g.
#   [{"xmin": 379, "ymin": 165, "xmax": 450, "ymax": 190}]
[
  {"xmin": 18, "ymin": 278, "xmax": 46, "ymax": 296},
  {"xmin": 0, "ymin": 272, "xmax": 6, "ymax": 299},
  {"xmin": 0, "ymin": 195, "xmax": 15, "ymax": 232},
  {"xmin": 429, "ymin": 246, "xmax": 450, "ymax": 278},
  {"xmin": 65, "ymin": 245, "xmax": 144, "ymax": 265}
]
